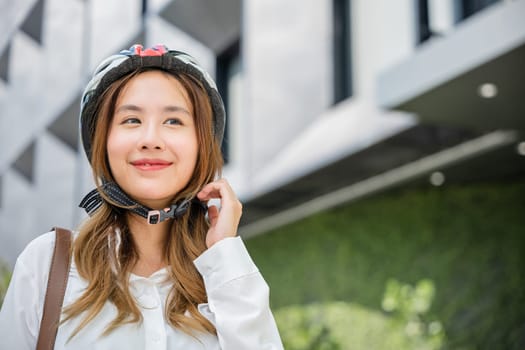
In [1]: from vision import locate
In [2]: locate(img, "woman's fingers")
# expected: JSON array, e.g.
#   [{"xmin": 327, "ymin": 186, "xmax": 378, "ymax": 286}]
[
  {"xmin": 196, "ymin": 179, "xmax": 243, "ymax": 248},
  {"xmin": 198, "ymin": 179, "xmax": 234, "ymax": 202},
  {"xmin": 197, "ymin": 179, "xmax": 242, "ymax": 215},
  {"xmin": 207, "ymin": 205, "xmax": 219, "ymax": 226}
]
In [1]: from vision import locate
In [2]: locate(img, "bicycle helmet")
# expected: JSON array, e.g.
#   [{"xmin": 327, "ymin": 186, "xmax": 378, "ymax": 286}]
[
  {"xmin": 80, "ymin": 44, "xmax": 225, "ymax": 162},
  {"xmin": 78, "ymin": 44, "xmax": 224, "ymax": 224}
]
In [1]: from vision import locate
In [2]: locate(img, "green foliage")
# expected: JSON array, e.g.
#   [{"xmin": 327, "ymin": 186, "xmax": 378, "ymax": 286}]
[
  {"xmin": 275, "ymin": 303, "xmax": 343, "ymax": 350},
  {"xmin": 246, "ymin": 182, "xmax": 525, "ymax": 350},
  {"xmin": 382, "ymin": 279, "xmax": 445, "ymax": 350},
  {"xmin": 275, "ymin": 302, "xmax": 407, "ymax": 350},
  {"xmin": 274, "ymin": 279, "xmax": 445, "ymax": 350},
  {"xmin": 0, "ymin": 259, "xmax": 12, "ymax": 306},
  {"xmin": 382, "ymin": 279, "xmax": 435, "ymax": 316}
]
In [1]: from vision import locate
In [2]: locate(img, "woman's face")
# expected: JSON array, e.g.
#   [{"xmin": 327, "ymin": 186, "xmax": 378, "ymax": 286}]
[{"xmin": 107, "ymin": 70, "xmax": 198, "ymax": 209}]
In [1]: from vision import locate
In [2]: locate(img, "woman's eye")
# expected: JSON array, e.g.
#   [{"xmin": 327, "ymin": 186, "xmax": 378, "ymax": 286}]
[
  {"xmin": 122, "ymin": 117, "xmax": 140, "ymax": 124},
  {"xmin": 165, "ymin": 118, "xmax": 183, "ymax": 126}
]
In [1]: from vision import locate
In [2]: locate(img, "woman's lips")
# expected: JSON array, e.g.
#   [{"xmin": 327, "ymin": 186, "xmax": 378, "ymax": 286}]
[{"xmin": 130, "ymin": 159, "xmax": 172, "ymax": 171}]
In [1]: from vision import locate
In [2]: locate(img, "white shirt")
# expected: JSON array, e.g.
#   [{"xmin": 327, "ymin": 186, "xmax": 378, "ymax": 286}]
[{"xmin": 0, "ymin": 231, "xmax": 283, "ymax": 350}]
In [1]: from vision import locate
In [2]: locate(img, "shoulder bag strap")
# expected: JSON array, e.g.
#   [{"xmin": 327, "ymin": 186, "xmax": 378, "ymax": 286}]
[{"xmin": 36, "ymin": 227, "xmax": 72, "ymax": 350}]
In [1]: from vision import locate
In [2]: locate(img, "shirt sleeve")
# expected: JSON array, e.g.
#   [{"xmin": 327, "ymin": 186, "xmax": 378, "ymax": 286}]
[
  {"xmin": 0, "ymin": 232, "xmax": 55, "ymax": 350},
  {"xmin": 194, "ymin": 236, "xmax": 284, "ymax": 350}
]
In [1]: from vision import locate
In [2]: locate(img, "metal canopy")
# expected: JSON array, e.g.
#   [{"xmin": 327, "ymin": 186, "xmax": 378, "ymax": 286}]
[{"xmin": 377, "ymin": 1, "xmax": 525, "ymax": 131}]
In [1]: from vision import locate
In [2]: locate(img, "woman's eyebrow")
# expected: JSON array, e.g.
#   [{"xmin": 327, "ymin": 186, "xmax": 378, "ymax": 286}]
[
  {"xmin": 115, "ymin": 104, "xmax": 142, "ymax": 114},
  {"xmin": 115, "ymin": 104, "xmax": 190, "ymax": 115},
  {"xmin": 163, "ymin": 105, "xmax": 191, "ymax": 115}
]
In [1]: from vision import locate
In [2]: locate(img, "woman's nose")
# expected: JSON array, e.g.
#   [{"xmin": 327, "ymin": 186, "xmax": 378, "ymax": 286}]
[{"xmin": 138, "ymin": 123, "xmax": 165, "ymax": 150}]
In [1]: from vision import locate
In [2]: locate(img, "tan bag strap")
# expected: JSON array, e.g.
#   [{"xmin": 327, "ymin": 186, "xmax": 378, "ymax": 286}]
[{"xmin": 36, "ymin": 227, "xmax": 72, "ymax": 350}]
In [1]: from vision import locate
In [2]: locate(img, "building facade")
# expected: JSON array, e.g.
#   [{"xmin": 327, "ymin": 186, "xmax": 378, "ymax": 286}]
[{"xmin": 0, "ymin": 0, "xmax": 524, "ymax": 265}]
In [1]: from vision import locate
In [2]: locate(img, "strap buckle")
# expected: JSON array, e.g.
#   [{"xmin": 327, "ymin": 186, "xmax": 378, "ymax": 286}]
[
  {"xmin": 147, "ymin": 199, "xmax": 193, "ymax": 224},
  {"xmin": 147, "ymin": 208, "xmax": 169, "ymax": 225}
]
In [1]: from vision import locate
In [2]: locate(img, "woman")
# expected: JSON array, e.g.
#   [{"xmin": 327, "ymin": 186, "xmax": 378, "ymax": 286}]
[{"xmin": 0, "ymin": 44, "xmax": 284, "ymax": 349}]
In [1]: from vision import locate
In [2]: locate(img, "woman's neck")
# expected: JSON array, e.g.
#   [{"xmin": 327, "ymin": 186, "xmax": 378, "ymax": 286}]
[{"xmin": 127, "ymin": 213, "xmax": 170, "ymax": 277}]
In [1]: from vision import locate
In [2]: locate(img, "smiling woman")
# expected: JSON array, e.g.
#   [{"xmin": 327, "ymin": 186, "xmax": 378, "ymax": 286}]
[
  {"xmin": 0, "ymin": 45, "xmax": 284, "ymax": 350},
  {"xmin": 107, "ymin": 70, "xmax": 199, "ymax": 209}
]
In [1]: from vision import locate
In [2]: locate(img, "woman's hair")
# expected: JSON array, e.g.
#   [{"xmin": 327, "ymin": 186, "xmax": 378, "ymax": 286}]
[{"xmin": 62, "ymin": 68, "xmax": 223, "ymax": 338}]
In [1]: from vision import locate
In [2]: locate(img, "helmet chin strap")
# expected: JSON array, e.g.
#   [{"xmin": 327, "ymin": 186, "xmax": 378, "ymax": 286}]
[{"xmin": 79, "ymin": 182, "xmax": 202, "ymax": 224}]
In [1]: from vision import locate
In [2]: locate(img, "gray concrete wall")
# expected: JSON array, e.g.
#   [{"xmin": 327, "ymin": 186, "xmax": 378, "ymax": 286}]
[
  {"xmin": 0, "ymin": 0, "xmax": 86, "ymax": 265},
  {"xmin": 243, "ymin": 0, "xmax": 333, "ymax": 174}
]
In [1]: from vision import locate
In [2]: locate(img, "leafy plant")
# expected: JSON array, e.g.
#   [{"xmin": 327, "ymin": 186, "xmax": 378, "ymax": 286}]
[
  {"xmin": 275, "ymin": 300, "xmax": 440, "ymax": 350},
  {"xmin": 275, "ymin": 303, "xmax": 342, "ymax": 350},
  {"xmin": 0, "ymin": 259, "xmax": 12, "ymax": 306},
  {"xmin": 382, "ymin": 278, "xmax": 445, "ymax": 349}
]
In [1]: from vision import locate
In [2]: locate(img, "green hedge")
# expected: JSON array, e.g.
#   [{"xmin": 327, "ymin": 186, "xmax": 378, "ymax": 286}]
[{"xmin": 246, "ymin": 181, "xmax": 525, "ymax": 350}]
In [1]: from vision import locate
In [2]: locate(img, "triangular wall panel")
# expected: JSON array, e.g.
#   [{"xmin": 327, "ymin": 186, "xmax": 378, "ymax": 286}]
[
  {"xmin": 12, "ymin": 140, "xmax": 36, "ymax": 183},
  {"xmin": 0, "ymin": 42, "xmax": 11, "ymax": 83},
  {"xmin": 48, "ymin": 96, "xmax": 81, "ymax": 151},
  {"xmin": 20, "ymin": 0, "xmax": 45, "ymax": 45}
]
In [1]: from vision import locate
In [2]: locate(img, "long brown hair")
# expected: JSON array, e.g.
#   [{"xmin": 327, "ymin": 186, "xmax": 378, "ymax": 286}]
[{"xmin": 62, "ymin": 68, "xmax": 224, "ymax": 338}]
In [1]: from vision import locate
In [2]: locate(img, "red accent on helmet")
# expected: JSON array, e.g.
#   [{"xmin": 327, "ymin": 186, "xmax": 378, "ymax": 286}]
[{"xmin": 130, "ymin": 44, "xmax": 167, "ymax": 57}]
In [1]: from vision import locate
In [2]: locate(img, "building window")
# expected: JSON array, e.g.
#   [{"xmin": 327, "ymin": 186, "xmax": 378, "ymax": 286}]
[
  {"xmin": 417, "ymin": 0, "xmax": 501, "ymax": 44},
  {"xmin": 457, "ymin": 0, "xmax": 501, "ymax": 20},
  {"xmin": 333, "ymin": 0, "xmax": 352, "ymax": 104},
  {"xmin": 216, "ymin": 39, "xmax": 241, "ymax": 164},
  {"xmin": 416, "ymin": 0, "xmax": 433, "ymax": 43}
]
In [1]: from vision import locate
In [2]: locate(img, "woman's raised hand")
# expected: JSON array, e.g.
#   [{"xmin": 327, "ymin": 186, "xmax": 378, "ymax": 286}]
[{"xmin": 196, "ymin": 179, "xmax": 243, "ymax": 248}]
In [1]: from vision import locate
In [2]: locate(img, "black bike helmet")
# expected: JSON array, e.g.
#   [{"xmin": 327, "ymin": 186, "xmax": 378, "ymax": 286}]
[{"xmin": 80, "ymin": 44, "xmax": 225, "ymax": 162}]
